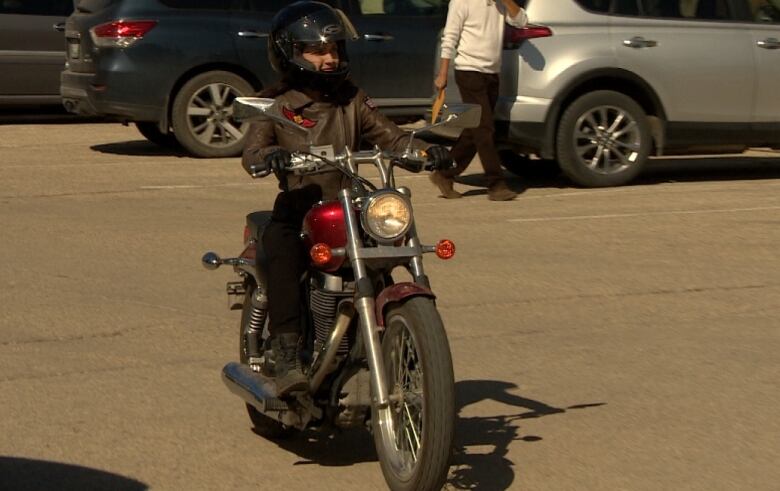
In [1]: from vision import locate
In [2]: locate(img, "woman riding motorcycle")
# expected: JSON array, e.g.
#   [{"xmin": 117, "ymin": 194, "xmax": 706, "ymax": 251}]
[{"xmin": 241, "ymin": 1, "xmax": 453, "ymax": 396}]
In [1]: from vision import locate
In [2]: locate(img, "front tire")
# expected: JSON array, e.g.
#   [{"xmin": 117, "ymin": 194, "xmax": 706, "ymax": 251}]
[
  {"xmin": 373, "ymin": 297, "xmax": 455, "ymax": 491},
  {"xmin": 171, "ymin": 70, "xmax": 253, "ymax": 158},
  {"xmin": 240, "ymin": 282, "xmax": 293, "ymax": 439},
  {"xmin": 556, "ymin": 90, "xmax": 651, "ymax": 187}
]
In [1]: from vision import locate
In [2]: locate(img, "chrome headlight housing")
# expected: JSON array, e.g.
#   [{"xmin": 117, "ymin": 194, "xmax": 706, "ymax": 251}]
[{"xmin": 361, "ymin": 191, "xmax": 413, "ymax": 242}]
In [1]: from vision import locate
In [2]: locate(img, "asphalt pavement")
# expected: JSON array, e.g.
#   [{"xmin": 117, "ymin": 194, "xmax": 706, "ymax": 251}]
[{"xmin": 1, "ymin": 119, "xmax": 778, "ymax": 490}]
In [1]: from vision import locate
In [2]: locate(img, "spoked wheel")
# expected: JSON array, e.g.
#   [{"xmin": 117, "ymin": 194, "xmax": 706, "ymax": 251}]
[
  {"xmin": 240, "ymin": 282, "xmax": 293, "ymax": 439},
  {"xmin": 373, "ymin": 297, "xmax": 455, "ymax": 491}
]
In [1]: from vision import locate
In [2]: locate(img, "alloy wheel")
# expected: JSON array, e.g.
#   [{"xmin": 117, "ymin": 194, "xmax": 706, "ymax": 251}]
[
  {"xmin": 185, "ymin": 82, "xmax": 249, "ymax": 148},
  {"xmin": 572, "ymin": 105, "xmax": 642, "ymax": 175}
]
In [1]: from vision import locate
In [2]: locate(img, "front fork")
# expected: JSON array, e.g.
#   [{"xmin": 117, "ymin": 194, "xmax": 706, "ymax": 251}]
[
  {"xmin": 338, "ymin": 188, "xmax": 432, "ymax": 410},
  {"xmin": 340, "ymin": 188, "xmax": 392, "ymax": 408}
]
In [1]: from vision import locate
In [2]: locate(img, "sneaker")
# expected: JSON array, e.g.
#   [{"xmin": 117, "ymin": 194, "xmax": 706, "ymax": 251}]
[
  {"xmin": 264, "ymin": 333, "xmax": 308, "ymax": 397},
  {"xmin": 429, "ymin": 171, "xmax": 462, "ymax": 199},
  {"xmin": 487, "ymin": 181, "xmax": 518, "ymax": 201}
]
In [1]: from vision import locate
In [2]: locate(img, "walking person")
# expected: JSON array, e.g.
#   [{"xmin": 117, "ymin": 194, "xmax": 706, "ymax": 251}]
[{"xmin": 430, "ymin": 0, "xmax": 527, "ymax": 200}]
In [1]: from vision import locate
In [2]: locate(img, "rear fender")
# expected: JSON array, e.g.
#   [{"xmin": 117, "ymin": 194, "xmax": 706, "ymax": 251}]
[{"xmin": 375, "ymin": 282, "xmax": 435, "ymax": 328}]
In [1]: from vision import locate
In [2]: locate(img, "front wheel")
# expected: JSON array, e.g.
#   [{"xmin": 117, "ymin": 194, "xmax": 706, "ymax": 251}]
[
  {"xmin": 556, "ymin": 90, "xmax": 652, "ymax": 187},
  {"xmin": 373, "ymin": 297, "xmax": 455, "ymax": 491}
]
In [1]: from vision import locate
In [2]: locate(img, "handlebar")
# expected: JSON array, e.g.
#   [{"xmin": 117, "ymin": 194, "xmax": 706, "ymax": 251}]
[{"xmin": 249, "ymin": 147, "xmax": 431, "ymax": 179}]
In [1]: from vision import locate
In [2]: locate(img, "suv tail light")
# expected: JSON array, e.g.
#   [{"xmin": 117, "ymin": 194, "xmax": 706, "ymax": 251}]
[
  {"xmin": 504, "ymin": 24, "xmax": 553, "ymax": 48},
  {"xmin": 90, "ymin": 20, "xmax": 157, "ymax": 48}
]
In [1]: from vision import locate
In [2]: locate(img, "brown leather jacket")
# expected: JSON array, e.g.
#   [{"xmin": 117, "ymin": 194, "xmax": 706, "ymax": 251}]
[{"xmin": 242, "ymin": 83, "xmax": 426, "ymax": 201}]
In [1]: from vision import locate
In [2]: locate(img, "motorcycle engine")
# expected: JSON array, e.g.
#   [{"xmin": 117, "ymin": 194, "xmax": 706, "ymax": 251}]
[{"xmin": 309, "ymin": 276, "xmax": 354, "ymax": 354}]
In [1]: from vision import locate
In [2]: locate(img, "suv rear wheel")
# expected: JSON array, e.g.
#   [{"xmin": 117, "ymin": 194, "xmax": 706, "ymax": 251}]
[
  {"xmin": 556, "ymin": 90, "xmax": 651, "ymax": 187},
  {"xmin": 171, "ymin": 70, "xmax": 254, "ymax": 158}
]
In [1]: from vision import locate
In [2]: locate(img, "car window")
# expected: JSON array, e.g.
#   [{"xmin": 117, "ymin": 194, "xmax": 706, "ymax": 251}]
[
  {"xmin": 357, "ymin": 0, "xmax": 446, "ymax": 16},
  {"xmin": 158, "ymin": 0, "xmax": 233, "ymax": 9},
  {"xmin": 633, "ymin": 0, "xmax": 733, "ymax": 18},
  {"xmin": 240, "ymin": 0, "xmax": 333, "ymax": 13},
  {"xmin": 575, "ymin": 0, "xmax": 611, "ymax": 12},
  {"xmin": 613, "ymin": 0, "xmax": 640, "ymax": 14},
  {"xmin": 746, "ymin": 0, "xmax": 780, "ymax": 21},
  {"xmin": 0, "ymin": 0, "xmax": 73, "ymax": 16}
]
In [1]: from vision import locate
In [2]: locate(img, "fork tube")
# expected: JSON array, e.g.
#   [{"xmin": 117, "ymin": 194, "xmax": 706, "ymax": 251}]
[
  {"xmin": 406, "ymin": 222, "xmax": 431, "ymax": 288},
  {"xmin": 338, "ymin": 189, "xmax": 390, "ymax": 409}
]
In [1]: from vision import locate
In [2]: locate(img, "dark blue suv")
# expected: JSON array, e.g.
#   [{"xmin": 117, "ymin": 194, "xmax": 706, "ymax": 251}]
[{"xmin": 61, "ymin": 0, "xmax": 447, "ymax": 157}]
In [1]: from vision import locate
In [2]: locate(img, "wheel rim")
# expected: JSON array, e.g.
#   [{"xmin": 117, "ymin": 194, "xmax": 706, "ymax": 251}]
[
  {"xmin": 185, "ymin": 82, "xmax": 249, "ymax": 148},
  {"xmin": 572, "ymin": 105, "xmax": 642, "ymax": 175},
  {"xmin": 378, "ymin": 316, "xmax": 424, "ymax": 479}
]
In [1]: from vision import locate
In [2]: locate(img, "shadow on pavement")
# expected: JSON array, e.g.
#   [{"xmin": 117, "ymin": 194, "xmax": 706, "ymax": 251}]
[
  {"xmin": 259, "ymin": 379, "xmax": 604, "ymax": 491},
  {"xmin": 0, "ymin": 456, "xmax": 147, "ymax": 491},
  {"xmin": 447, "ymin": 380, "xmax": 605, "ymax": 491},
  {"xmin": 90, "ymin": 140, "xmax": 189, "ymax": 158},
  {"xmin": 453, "ymin": 154, "xmax": 780, "ymax": 197},
  {"xmin": 266, "ymin": 426, "xmax": 377, "ymax": 467}
]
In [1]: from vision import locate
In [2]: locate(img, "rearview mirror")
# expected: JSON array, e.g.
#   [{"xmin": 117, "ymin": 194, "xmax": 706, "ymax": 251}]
[
  {"xmin": 233, "ymin": 97, "xmax": 308, "ymax": 134},
  {"xmin": 438, "ymin": 103, "xmax": 481, "ymax": 129}
]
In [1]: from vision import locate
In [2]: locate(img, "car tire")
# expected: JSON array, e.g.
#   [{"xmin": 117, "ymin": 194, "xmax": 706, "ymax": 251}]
[
  {"xmin": 135, "ymin": 122, "xmax": 179, "ymax": 148},
  {"xmin": 171, "ymin": 71, "xmax": 254, "ymax": 158},
  {"xmin": 556, "ymin": 90, "xmax": 651, "ymax": 187}
]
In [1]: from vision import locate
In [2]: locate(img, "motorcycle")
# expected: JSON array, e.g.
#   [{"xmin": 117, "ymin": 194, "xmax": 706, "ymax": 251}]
[{"xmin": 202, "ymin": 97, "xmax": 480, "ymax": 491}]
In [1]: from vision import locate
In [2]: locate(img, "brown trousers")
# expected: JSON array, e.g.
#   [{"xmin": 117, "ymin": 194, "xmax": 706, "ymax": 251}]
[{"xmin": 441, "ymin": 70, "xmax": 504, "ymax": 186}]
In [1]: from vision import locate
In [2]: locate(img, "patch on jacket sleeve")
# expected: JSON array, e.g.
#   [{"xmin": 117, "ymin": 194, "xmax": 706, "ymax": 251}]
[
  {"xmin": 282, "ymin": 106, "xmax": 317, "ymax": 128},
  {"xmin": 363, "ymin": 95, "xmax": 377, "ymax": 110}
]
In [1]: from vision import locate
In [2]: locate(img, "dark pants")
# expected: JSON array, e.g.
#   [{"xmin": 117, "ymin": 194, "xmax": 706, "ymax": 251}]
[
  {"xmin": 441, "ymin": 70, "xmax": 504, "ymax": 187},
  {"xmin": 262, "ymin": 184, "xmax": 323, "ymax": 337}
]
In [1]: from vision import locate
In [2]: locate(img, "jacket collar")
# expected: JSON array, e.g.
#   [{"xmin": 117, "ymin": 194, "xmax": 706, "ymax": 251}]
[{"xmin": 282, "ymin": 89, "xmax": 314, "ymax": 111}]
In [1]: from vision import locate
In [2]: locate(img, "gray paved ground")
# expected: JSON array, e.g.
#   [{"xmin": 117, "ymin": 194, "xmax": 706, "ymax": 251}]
[{"xmin": 1, "ymin": 120, "xmax": 778, "ymax": 490}]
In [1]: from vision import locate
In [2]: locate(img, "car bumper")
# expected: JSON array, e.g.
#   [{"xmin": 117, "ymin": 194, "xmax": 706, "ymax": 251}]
[
  {"xmin": 494, "ymin": 95, "xmax": 551, "ymax": 152},
  {"xmin": 60, "ymin": 70, "xmax": 162, "ymax": 122}
]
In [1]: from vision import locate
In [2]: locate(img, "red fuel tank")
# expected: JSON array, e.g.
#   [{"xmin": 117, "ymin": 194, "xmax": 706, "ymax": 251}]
[{"xmin": 302, "ymin": 200, "xmax": 348, "ymax": 271}]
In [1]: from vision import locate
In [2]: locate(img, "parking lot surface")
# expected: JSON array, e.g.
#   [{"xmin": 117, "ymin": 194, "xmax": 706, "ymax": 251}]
[{"xmin": 1, "ymin": 121, "xmax": 779, "ymax": 490}]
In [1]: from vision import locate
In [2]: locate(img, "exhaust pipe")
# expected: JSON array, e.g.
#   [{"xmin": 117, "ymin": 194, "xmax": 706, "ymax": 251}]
[
  {"xmin": 309, "ymin": 302, "xmax": 355, "ymax": 393},
  {"xmin": 221, "ymin": 362, "xmax": 292, "ymax": 420}
]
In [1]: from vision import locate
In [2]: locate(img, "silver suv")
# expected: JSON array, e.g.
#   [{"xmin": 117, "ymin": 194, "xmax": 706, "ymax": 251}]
[{"xmin": 494, "ymin": 0, "xmax": 780, "ymax": 187}]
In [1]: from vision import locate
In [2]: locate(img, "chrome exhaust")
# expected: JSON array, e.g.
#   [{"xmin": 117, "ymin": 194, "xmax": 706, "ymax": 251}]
[
  {"xmin": 221, "ymin": 362, "xmax": 294, "ymax": 424},
  {"xmin": 309, "ymin": 302, "xmax": 355, "ymax": 393}
]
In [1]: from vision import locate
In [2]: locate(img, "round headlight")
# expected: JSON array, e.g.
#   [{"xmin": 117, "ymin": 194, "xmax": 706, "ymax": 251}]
[{"xmin": 362, "ymin": 192, "xmax": 413, "ymax": 242}]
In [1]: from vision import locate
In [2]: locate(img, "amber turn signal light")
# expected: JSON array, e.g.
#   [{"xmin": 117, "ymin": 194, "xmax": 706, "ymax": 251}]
[
  {"xmin": 435, "ymin": 239, "xmax": 455, "ymax": 259},
  {"xmin": 310, "ymin": 243, "xmax": 333, "ymax": 266}
]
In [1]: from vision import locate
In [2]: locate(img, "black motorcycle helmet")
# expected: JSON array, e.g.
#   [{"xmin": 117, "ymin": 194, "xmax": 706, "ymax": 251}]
[{"xmin": 268, "ymin": 1, "xmax": 358, "ymax": 93}]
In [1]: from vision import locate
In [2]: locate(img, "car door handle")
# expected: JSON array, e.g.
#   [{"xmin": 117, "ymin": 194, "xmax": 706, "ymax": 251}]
[
  {"xmin": 363, "ymin": 33, "xmax": 394, "ymax": 42},
  {"xmin": 237, "ymin": 30, "xmax": 269, "ymax": 39},
  {"xmin": 623, "ymin": 36, "xmax": 658, "ymax": 49},
  {"xmin": 757, "ymin": 37, "xmax": 780, "ymax": 49},
  {"xmin": 53, "ymin": 22, "xmax": 66, "ymax": 32}
]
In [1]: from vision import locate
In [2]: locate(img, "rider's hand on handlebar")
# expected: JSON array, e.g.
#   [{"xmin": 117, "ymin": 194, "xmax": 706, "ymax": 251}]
[
  {"xmin": 264, "ymin": 149, "xmax": 292, "ymax": 174},
  {"xmin": 425, "ymin": 145, "xmax": 455, "ymax": 171}
]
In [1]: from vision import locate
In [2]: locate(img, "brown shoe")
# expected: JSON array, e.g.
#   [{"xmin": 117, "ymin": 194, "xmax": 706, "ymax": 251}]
[
  {"xmin": 429, "ymin": 171, "xmax": 462, "ymax": 199},
  {"xmin": 487, "ymin": 181, "xmax": 518, "ymax": 201}
]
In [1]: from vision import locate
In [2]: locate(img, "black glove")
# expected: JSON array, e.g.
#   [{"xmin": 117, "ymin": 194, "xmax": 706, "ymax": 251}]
[
  {"xmin": 264, "ymin": 148, "xmax": 292, "ymax": 174},
  {"xmin": 425, "ymin": 145, "xmax": 454, "ymax": 171}
]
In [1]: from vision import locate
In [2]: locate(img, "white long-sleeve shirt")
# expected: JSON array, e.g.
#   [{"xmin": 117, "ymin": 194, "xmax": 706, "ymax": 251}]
[{"xmin": 440, "ymin": 0, "xmax": 528, "ymax": 74}]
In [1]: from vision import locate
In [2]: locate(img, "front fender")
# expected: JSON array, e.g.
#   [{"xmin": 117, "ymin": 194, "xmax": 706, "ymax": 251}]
[{"xmin": 375, "ymin": 282, "xmax": 435, "ymax": 327}]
